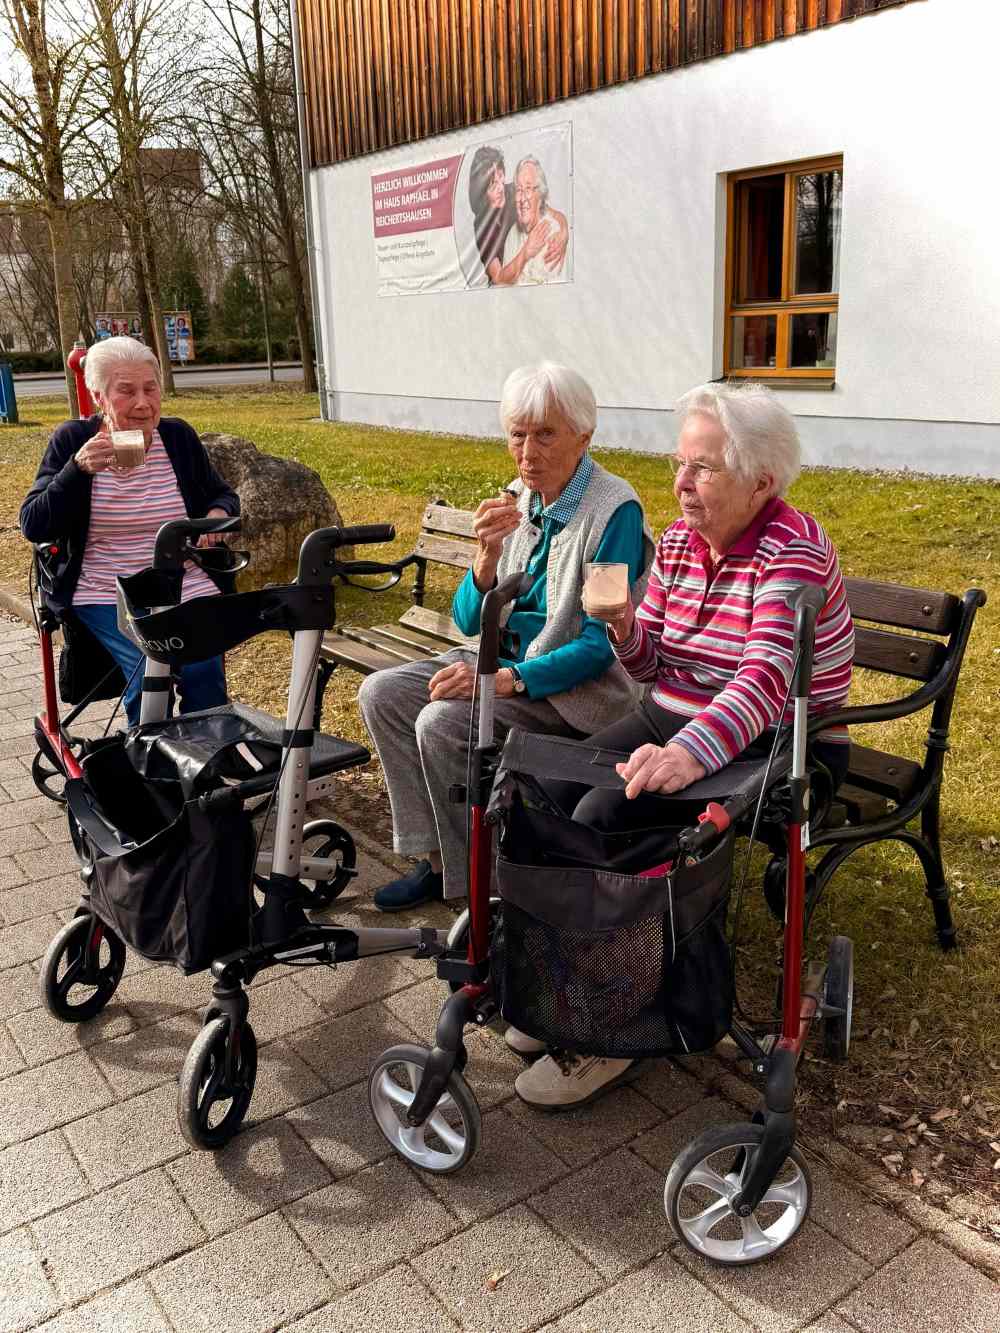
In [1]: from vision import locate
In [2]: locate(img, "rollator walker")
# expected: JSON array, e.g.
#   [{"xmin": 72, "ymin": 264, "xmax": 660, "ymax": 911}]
[
  {"xmin": 368, "ymin": 572, "xmax": 853, "ymax": 1265},
  {"xmin": 32, "ymin": 517, "xmax": 453, "ymax": 1149}
]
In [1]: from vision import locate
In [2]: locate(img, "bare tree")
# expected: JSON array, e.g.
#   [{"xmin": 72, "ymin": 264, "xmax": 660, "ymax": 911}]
[
  {"xmin": 0, "ymin": 0, "xmax": 103, "ymax": 412},
  {"xmin": 192, "ymin": 0, "xmax": 315, "ymax": 390},
  {"xmin": 72, "ymin": 200, "xmax": 129, "ymax": 337},
  {"xmin": 81, "ymin": 0, "xmax": 193, "ymax": 392},
  {"xmin": 0, "ymin": 206, "xmax": 60, "ymax": 348}
]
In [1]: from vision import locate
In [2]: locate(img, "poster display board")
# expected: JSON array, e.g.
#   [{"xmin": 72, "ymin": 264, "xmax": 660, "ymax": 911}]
[
  {"xmin": 95, "ymin": 311, "xmax": 195, "ymax": 362},
  {"xmin": 371, "ymin": 123, "xmax": 572, "ymax": 298}
]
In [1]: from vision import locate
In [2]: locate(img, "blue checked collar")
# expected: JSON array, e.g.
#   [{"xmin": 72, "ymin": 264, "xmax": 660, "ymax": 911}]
[{"xmin": 527, "ymin": 453, "xmax": 595, "ymax": 526}]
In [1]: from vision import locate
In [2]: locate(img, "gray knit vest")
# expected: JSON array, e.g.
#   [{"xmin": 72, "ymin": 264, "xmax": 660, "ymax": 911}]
[{"xmin": 497, "ymin": 460, "xmax": 656, "ymax": 733}]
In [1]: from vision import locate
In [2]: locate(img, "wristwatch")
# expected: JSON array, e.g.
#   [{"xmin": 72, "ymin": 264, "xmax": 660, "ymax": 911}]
[{"xmin": 508, "ymin": 665, "xmax": 527, "ymax": 694}]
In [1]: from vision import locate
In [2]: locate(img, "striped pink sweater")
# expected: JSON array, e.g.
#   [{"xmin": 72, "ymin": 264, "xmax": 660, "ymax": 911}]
[
  {"xmin": 73, "ymin": 431, "xmax": 218, "ymax": 606},
  {"xmin": 613, "ymin": 496, "xmax": 854, "ymax": 774}
]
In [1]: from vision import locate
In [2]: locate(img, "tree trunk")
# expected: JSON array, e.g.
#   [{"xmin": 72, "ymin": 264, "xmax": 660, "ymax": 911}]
[
  {"xmin": 129, "ymin": 156, "xmax": 174, "ymax": 394},
  {"xmin": 128, "ymin": 217, "xmax": 154, "ymax": 343},
  {"xmin": 283, "ymin": 223, "xmax": 315, "ymax": 392},
  {"xmin": 48, "ymin": 203, "xmax": 80, "ymax": 417}
]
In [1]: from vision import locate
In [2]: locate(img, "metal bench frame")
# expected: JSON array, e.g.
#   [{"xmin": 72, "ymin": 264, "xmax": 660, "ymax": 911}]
[{"xmin": 805, "ymin": 579, "xmax": 986, "ymax": 950}]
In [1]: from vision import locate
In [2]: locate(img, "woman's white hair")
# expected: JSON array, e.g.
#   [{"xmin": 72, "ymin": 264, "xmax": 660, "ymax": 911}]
[
  {"xmin": 499, "ymin": 362, "xmax": 597, "ymax": 438},
  {"xmin": 675, "ymin": 381, "xmax": 801, "ymax": 496},
  {"xmin": 84, "ymin": 336, "xmax": 161, "ymax": 398}
]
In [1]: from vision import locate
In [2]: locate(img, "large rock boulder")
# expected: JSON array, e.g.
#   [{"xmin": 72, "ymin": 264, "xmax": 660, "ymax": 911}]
[{"xmin": 201, "ymin": 432, "xmax": 344, "ymax": 586}]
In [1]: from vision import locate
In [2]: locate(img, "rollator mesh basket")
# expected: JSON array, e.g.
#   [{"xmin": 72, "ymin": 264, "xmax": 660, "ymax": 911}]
[
  {"xmin": 73, "ymin": 737, "xmax": 255, "ymax": 974},
  {"xmin": 491, "ymin": 792, "xmax": 735, "ymax": 1059}
]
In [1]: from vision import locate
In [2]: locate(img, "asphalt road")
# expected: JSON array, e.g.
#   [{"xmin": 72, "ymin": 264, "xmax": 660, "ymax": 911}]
[{"xmin": 13, "ymin": 363, "xmax": 306, "ymax": 398}]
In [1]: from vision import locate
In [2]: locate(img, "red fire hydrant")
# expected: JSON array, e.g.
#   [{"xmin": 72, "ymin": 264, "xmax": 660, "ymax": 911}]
[{"xmin": 66, "ymin": 341, "xmax": 94, "ymax": 419}]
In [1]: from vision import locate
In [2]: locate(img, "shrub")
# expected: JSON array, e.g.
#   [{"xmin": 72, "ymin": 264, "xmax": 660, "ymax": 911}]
[{"xmin": 5, "ymin": 350, "xmax": 63, "ymax": 373}]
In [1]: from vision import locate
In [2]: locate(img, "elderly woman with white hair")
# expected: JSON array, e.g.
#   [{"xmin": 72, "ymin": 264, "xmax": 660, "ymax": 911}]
[
  {"xmin": 510, "ymin": 381, "xmax": 855, "ymax": 1111},
  {"xmin": 359, "ymin": 361, "xmax": 653, "ymax": 912},
  {"xmin": 20, "ymin": 335, "xmax": 239, "ymax": 726}
]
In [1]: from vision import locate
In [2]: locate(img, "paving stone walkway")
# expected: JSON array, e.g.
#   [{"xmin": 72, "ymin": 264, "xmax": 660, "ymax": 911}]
[{"xmin": 1, "ymin": 615, "xmax": 997, "ymax": 1333}]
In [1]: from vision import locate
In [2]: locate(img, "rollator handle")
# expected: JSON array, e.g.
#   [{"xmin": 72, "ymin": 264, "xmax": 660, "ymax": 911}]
[
  {"xmin": 336, "ymin": 524, "xmax": 396, "ymax": 547},
  {"xmin": 153, "ymin": 517, "xmax": 242, "ymax": 572},
  {"xmin": 479, "ymin": 571, "xmax": 534, "ymax": 675},
  {"xmin": 784, "ymin": 583, "xmax": 826, "ymax": 699},
  {"xmin": 297, "ymin": 525, "xmax": 397, "ymax": 586}
]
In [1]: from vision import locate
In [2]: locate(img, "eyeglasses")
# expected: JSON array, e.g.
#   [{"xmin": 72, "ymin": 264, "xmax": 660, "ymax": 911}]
[
  {"xmin": 665, "ymin": 454, "xmax": 725, "ymax": 483},
  {"xmin": 515, "ymin": 185, "xmax": 541, "ymax": 199}
]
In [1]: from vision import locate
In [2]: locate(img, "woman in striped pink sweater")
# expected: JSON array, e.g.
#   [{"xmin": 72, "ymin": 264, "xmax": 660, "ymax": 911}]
[
  {"xmin": 512, "ymin": 382, "xmax": 855, "ymax": 1110},
  {"xmin": 21, "ymin": 337, "xmax": 239, "ymax": 726}
]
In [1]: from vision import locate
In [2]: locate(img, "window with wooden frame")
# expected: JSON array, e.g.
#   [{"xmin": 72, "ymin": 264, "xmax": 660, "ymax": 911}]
[{"xmin": 724, "ymin": 156, "xmax": 843, "ymax": 382}]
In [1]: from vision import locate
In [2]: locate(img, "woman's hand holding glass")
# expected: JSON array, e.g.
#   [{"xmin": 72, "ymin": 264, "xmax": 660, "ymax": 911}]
[{"xmin": 74, "ymin": 431, "xmax": 116, "ymax": 476}]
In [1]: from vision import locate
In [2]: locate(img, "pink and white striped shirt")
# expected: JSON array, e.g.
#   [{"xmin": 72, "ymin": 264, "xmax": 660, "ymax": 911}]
[
  {"xmin": 613, "ymin": 496, "xmax": 854, "ymax": 774},
  {"xmin": 73, "ymin": 430, "xmax": 219, "ymax": 606}
]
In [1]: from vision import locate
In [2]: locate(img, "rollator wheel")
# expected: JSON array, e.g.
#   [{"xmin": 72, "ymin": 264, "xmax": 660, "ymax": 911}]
[
  {"xmin": 444, "ymin": 896, "xmax": 502, "ymax": 994},
  {"xmin": 300, "ymin": 819, "xmax": 356, "ymax": 909},
  {"xmin": 39, "ymin": 913, "xmax": 125, "ymax": 1022},
  {"xmin": 178, "ymin": 1017, "xmax": 258, "ymax": 1150},
  {"xmin": 822, "ymin": 935, "xmax": 854, "ymax": 1062},
  {"xmin": 664, "ymin": 1122, "xmax": 811, "ymax": 1266},
  {"xmin": 368, "ymin": 1042, "xmax": 481, "ymax": 1174},
  {"xmin": 31, "ymin": 750, "xmax": 67, "ymax": 804}
]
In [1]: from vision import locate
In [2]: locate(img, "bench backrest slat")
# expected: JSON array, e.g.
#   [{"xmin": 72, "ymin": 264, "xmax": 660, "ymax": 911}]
[
  {"xmin": 414, "ymin": 533, "xmax": 476, "ymax": 569},
  {"xmin": 845, "ymin": 578, "xmax": 959, "ymax": 636},
  {"xmin": 852, "ymin": 626, "xmax": 945, "ymax": 682},
  {"xmin": 420, "ymin": 504, "xmax": 478, "ymax": 539}
]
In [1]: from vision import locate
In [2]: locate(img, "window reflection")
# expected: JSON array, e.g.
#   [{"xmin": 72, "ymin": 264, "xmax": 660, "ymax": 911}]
[
  {"xmin": 794, "ymin": 170, "xmax": 842, "ymax": 295},
  {"xmin": 731, "ymin": 316, "xmax": 777, "ymax": 369},
  {"xmin": 790, "ymin": 312, "xmax": 838, "ymax": 368}
]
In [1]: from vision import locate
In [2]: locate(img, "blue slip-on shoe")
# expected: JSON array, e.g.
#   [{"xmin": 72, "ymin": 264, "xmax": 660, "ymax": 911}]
[{"xmin": 373, "ymin": 859, "xmax": 445, "ymax": 912}]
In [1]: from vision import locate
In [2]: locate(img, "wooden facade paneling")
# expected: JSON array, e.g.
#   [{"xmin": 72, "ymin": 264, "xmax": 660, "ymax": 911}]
[{"xmin": 297, "ymin": 0, "xmax": 921, "ymax": 167}]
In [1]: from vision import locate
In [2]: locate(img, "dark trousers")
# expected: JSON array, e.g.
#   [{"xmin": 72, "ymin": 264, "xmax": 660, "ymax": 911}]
[{"xmin": 550, "ymin": 695, "xmax": 849, "ymax": 836}]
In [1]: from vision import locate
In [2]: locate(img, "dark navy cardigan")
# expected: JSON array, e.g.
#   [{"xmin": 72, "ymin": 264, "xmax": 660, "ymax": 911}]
[{"xmin": 19, "ymin": 415, "xmax": 240, "ymax": 615}]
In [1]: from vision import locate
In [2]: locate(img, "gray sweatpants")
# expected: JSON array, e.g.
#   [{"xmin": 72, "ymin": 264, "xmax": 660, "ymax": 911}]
[{"xmin": 357, "ymin": 649, "xmax": 581, "ymax": 899}]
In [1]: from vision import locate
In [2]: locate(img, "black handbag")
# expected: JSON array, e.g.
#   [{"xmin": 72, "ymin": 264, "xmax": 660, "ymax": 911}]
[{"xmin": 58, "ymin": 613, "xmax": 128, "ymax": 706}]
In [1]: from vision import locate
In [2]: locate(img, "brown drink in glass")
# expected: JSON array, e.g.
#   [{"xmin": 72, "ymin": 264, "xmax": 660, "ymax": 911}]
[{"xmin": 111, "ymin": 429, "xmax": 146, "ymax": 469}]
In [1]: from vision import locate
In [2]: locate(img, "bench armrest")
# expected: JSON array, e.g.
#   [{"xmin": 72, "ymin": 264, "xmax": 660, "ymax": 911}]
[{"xmin": 807, "ymin": 587, "xmax": 986, "ymax": 740}]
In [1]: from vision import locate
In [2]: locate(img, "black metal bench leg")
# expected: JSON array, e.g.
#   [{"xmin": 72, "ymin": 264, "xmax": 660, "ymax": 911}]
[{"xmin": 917, "ymin": 788, "xmax": 957, "ymax": 950}]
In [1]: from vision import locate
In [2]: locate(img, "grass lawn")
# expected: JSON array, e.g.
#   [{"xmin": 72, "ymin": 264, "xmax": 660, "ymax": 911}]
[{"xmin": 3, "ymin": 384, "xmax": 998, "ymax": 1227}]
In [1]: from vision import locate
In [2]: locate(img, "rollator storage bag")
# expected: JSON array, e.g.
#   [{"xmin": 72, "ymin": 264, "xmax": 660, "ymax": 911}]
[
  {"xmin": 491, "ymin": 791, "xmax": 735, "ymax": 1059},
  {"xmin": 68, "ymin": 739, "xmax": 254, "ymax": 974},
  {"xmin": 57, "ymin": 612, "xmax": 127, "ymax": 705}
]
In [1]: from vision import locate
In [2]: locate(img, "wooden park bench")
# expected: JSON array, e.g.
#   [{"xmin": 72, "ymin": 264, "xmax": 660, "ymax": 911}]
[
  {"xmin": 322, "ymin": 500, "xmax": 986, "ymax": 949},
  {"xmin": 802, "ymin": 578, "xmax": 986, "ymax": 950},
  {"xmin": 321, "ymin": 500, "xmax": 480, "ymax": 675}
]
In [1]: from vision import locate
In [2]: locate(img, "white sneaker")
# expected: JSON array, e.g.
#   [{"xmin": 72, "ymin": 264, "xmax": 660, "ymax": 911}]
[
  {"xmin": 514, "ymin": 1052, "xmax": 635, "ymax": 1110},
  {"xmin": 503, "ymin": 1025, "xmax": 548, "ymax": 1058}
]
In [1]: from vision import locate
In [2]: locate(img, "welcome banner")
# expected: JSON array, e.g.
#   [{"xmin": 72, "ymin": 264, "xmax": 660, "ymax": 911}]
[{"xmin": 372, "ymin": 123, "xmax": 572, "ymax": 298}]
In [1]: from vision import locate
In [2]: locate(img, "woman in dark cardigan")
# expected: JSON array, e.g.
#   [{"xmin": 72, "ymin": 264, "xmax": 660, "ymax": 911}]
[{"xmin": 20, "ymin": 336, "xmax": 239, "ymax": 725}]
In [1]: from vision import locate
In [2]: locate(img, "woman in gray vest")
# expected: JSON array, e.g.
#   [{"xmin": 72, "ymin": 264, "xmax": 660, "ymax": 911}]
[{"xmin": 358, "ymin": 362, "xmax": 653, "ymax": 918}]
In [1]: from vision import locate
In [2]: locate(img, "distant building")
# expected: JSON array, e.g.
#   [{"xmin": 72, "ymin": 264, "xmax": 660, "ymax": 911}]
[
  {"xmin": 0, "ymin": 149, "xmax": 212, "ymax": 353},
  {"xmin": 294, "ymin": 0, "xmax": 998, "ymax": 478}
]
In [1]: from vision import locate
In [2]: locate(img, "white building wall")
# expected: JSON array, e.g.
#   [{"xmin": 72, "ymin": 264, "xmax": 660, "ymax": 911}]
[{"xmin": 309, "ymin": 0, "xmax": 1000, "ymax": 476}]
